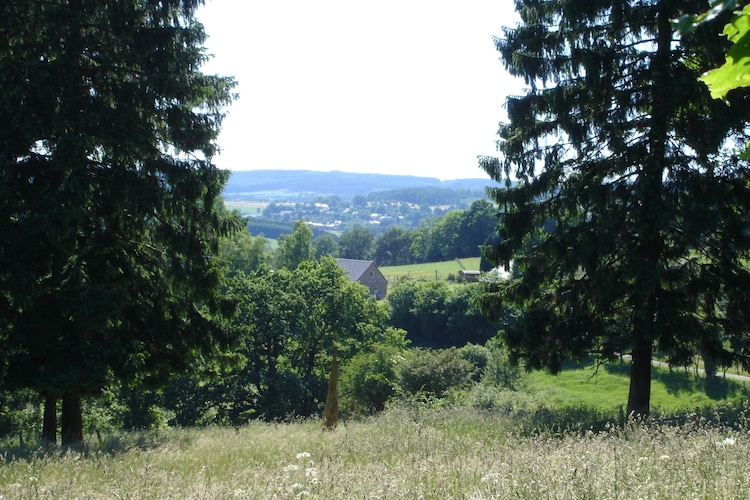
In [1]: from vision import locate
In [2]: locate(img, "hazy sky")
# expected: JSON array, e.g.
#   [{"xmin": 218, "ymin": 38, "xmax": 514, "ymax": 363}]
[{"xmin": 196, "ymin": 1, "xmax": 523, "ymax": 180}]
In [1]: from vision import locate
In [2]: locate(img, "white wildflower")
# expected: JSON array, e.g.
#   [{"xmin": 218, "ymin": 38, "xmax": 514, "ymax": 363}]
[
  {"xmin": 719, "ymin": 437, "xmax": 737, "ymax": 447},
  {"xmin": 481, "ymin": 471, "xmax": 502, "ymax": 483},
  {"xmin": 305, "ymin": 467, "xmax": 318, "ymax": 477},
  {"xmin": 296, "ymin": 452, "xmax": 311, "ymax": 459},
  {"xmin": 284, "ymin": 464, "xmax": 300, "ymax": 472}
]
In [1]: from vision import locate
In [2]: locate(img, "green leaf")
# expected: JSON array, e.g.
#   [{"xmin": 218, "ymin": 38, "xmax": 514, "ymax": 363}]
[{"xmin": 700, "ymin": 6, "xmax": 750, "ymax": 100}]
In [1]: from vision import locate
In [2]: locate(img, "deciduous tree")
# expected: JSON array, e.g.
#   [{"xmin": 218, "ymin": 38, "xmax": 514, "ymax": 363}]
[
  {"xmin": 275, "ymin": 219, "xmax": 314, "ymax": 269},
  {"xmin": 338, "ymin": 226, "xmax": 374, "ymax": 261},
  {"xmin": 479, "ymin": 0, "xmax": 750, "ymax": 416}
]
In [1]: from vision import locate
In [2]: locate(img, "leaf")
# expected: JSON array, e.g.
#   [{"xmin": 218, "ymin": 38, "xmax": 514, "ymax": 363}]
[{"xmin": 700, "ymin": 6, "xmax": 750, "ymax": 101}]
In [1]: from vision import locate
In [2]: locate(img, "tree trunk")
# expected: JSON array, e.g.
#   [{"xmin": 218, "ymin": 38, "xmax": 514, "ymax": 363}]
[
  {"xmin": 627, "ymin": 339, "xmax": 652, "ymax": 417},
  {"xmin": 624, "ymin": 2, "xmax": 671, "ymax": 421},
  {"xmin": 42, "ymin": 392, "xmax": 58, "ymax": 444},
  {"xmin": 322, "ymin": 349, "xmax": 339, "ymax": 430},
  {"xmin": 61, "ymin": 389, "xmax": 84, "ymax": 446}
]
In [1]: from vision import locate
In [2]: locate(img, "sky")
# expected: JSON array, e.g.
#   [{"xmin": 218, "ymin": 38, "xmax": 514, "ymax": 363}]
[{"xmin": 196, "ymin": 1, "xmax": 524, "ymax": 181}]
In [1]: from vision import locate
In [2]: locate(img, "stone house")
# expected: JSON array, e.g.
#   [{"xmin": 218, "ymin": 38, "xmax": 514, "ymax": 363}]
[{"xmin": 336, "ymin": 258, "xmax": 388, "ymax": 300}]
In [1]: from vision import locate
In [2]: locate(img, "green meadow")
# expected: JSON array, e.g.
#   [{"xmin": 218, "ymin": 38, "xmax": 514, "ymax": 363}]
[
  {"xmin": 523, "ymin": 359, "xmax": 750, "ymax": 414},
  {"xmin": 380, "ymin": 257, "xmax": 482, "ymax": 281}
]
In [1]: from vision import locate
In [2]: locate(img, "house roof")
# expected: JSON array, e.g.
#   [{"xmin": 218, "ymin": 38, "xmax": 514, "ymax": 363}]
[{"xmin": 336, "ymin": 258, "xmax": 377, "ymax": 281}]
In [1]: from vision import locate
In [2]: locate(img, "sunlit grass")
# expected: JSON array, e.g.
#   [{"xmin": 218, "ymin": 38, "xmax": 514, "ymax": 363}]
[
  {"xmin": 2, "ymin": 405, "xmax": 750, "ymax": 499},
  {"xmin": 525, "ymin": 358, "xmax": 750, "ymax": 414},
  {"xmin": 381, "ymin": 257, "xmax": 482, "ymax": 281}
]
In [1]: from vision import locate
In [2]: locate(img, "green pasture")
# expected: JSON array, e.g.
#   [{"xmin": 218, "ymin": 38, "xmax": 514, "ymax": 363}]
[
  {"xmin": 380, "ymin": 257, "xmax": 482, "ymax": 281},
  {"xmin": 224, "ymin": 201, "xmax": 267, "ymax": 216},
  {"xmin": 525, "ymin": 358, "xmax": 750, "ymax": 414}
]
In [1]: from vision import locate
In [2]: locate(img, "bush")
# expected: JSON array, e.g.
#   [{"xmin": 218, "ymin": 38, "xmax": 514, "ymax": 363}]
[
  {"xmin": 458, "ymin": 343, "xmax": 490, "ymax": 381},
  {"xmin": 397, "ymin": 348, "xmax": 476, "ymax": 397},
  {"xmin": 340, "ymin": 343, "xmax": 405, "ymax": 417},
  {"xmin": 482, "ymin": 338, "xmax": 522, "ymax": 390}
]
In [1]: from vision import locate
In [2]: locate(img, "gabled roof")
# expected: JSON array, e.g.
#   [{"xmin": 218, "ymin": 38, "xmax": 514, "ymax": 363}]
[{"xmin": 336, "ymin": 258, "xmax": 377, "ymax": 281}]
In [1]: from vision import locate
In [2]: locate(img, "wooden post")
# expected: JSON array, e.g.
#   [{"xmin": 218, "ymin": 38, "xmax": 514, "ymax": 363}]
[{"xmin": 323, "ymin": 348, "xmax": 339, "ymax": 430}]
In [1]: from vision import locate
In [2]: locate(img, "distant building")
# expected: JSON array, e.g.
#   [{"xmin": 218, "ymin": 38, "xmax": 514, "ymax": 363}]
[
  {"xmin": 336, "ymin": 258, "xmax": 388, "ymax": 300},
  {"xmin": 459, "ymin": 270, "xmax": 481, "ymax": 282}
]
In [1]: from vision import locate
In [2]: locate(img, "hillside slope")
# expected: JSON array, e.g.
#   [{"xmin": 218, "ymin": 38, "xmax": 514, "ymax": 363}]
[{"xmin": 223, "ymin": 169, "xmax": 493, "ymax": 200}]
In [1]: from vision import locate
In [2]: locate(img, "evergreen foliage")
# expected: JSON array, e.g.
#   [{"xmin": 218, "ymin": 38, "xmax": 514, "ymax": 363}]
[
  {"xmin": 0, "ymin": 0, "xmax": 240, "ymax": 444},
  {"xmin": 479, "ymin": 0, "xmax": 750, "ymax": 415}
]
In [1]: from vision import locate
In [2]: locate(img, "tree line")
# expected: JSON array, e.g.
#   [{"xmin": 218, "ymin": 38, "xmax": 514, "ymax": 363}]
[{"xmin": 256, "ymin": 199, "xmax": 496, "ymax": 267}]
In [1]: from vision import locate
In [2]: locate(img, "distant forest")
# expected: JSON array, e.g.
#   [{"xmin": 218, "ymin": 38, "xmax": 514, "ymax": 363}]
[{"xmin": 222, "ymin": 169, "xmax": 493, "ymax": 201}]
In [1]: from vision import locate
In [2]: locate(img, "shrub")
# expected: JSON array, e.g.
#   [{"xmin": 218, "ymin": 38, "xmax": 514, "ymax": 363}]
[
  {"xmin": 397, "ymin": 348, "xmax": 476, "ymax": 397},
  {"xmin": 482, "ymin": 338, "xmax": 522, "ymax": 390},
  {"xmin": 340, "ymin": 343, "xmax": 404, "ymax": 417},
  {"xmin": 458, "ymin": 343, "xmax": 490, "ymax": 381}
]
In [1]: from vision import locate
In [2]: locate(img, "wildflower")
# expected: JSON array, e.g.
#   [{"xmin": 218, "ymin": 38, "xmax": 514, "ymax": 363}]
[
  {"xmin": 305, "ymin": 467, "xmax": 318, "ymax": 477},
  {"xmin": 296, "ymin": 452, "xmax": 311, "ymax": 460},
  {"xmin": 719, "ymin": 437, "xmax": 736, "ymax": 447},
  {"xmin": 481, "ymin": 471, "xmax": 502, "ymax": 483},
  {"xmin": 284, "ymin": 464, "xmax": 300, "ymax": 472}
]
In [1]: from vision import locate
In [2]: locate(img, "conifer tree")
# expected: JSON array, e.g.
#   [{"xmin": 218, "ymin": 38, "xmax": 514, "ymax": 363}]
[
  {"xmin": 480, "ymin": 0, "xmax": 750, "ymax": 415},
  {"xmin": 0, "ymin": 0, "xmax": 240, "ymax": 444}
]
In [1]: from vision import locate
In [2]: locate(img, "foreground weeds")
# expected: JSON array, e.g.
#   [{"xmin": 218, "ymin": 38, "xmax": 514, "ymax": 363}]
[{"xmin": 1, "ymin": 405, "xmax": 750, "ymax": 499}]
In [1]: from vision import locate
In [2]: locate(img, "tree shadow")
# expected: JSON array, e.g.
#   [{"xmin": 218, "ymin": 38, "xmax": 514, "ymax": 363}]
[
  {"xmin": 603, "ymin": 360, "xmax": 750, "ymax": 400},
  {"xmin": 0, "ymin": 429, "xmax": 177, "ymax": 461}
]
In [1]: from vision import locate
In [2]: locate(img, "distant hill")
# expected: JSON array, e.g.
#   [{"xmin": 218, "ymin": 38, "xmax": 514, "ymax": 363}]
[{"xmin": 223, "ymin": 169, "xmax": 494, "ymax": 201}]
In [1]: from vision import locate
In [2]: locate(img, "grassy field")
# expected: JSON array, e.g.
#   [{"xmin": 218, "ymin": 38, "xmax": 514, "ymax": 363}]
[
  {"xmin": 523, "ymin": 359, "xmax": 750, "ymax": 414},
  {"xmin": 224, "ymin": 201, "xmax": 268, "ymax": 217},
  {"xmin": 380, "ymin": 257, "xmax": 482, "ymax": 281},
  {"xmin": 2, "ymin": 405, "xmax": 750, "ymax": 499}
]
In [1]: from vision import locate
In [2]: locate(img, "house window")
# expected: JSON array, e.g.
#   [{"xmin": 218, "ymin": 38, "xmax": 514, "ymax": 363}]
[
  {"xmin": 373, "ymin": 287, "xmax": 379, "ymax": 296},
  {"xmin": 370, "ymin": 271, "xmax": 374, "ymax": 278}
]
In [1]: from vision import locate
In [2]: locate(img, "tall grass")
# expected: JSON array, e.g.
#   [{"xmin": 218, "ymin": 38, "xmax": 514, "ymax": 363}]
[{"xmin": 2, "ymin": 404, "xmax": 750, "ymax": 499}]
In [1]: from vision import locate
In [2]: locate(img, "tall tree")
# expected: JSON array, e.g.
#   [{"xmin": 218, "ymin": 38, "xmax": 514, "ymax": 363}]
[
  {"xmin": 0, "ymin": 0, "xmax": 240, "ymax": 444},
  {"xmin": 220, "ymin": 230, "xmax": 268, "ymax": 277},
  {"xmin": 479, "ymin": 0, "xmax": 750, "ymax": 416},
  {"xmin": 313, "ymin": 234, "xmax": 339, "ymax": 260},
  {"xmin": 275, "ymin": 219, "xmax": 314, "ymax": 269},
  {"xmin": 373, "ymin": 227, "xmax": 414, "ymax": 266},
  {"xmin": 338, "ymin": 226, "xmax": 374, "ymax": 260}
]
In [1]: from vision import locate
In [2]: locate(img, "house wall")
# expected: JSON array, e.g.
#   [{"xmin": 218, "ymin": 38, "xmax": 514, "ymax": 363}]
[{"xmin": 359, "ymin": 263, "xmax": 388, "ymax": 300}]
